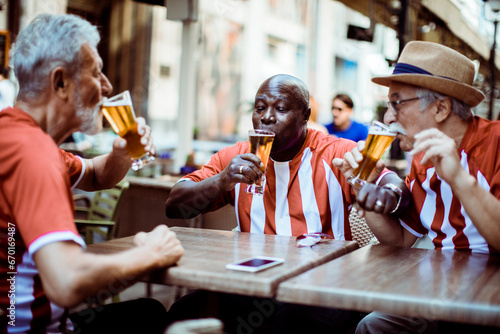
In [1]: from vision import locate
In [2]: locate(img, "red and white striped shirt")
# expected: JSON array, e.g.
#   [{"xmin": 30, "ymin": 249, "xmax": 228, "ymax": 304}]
[
  {"xmin": 185, "ymin": 129, "xmax": 358, "ymax": 239},
  {"xmin": 400, "ymin": 116, "xmax": 500, "ymax": 254},
  {"xmin": 0, "ymin": 107, "xmax": 85, "ymax": 333}
]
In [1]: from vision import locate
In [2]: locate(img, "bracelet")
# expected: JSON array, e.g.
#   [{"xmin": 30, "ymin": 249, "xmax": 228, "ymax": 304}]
[{"xmin": 382, "ymin": 183, "xmax": 403, "ymax": 214}]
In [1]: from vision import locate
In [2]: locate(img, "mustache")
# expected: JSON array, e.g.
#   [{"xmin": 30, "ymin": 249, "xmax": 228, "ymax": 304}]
[
  {"xmin": 95, "ymin": 100, "xmax": 104, "ymax": 110},
  {"xmin": 389, "ymin": 122, "xmax": 407, "ymax": 135}
]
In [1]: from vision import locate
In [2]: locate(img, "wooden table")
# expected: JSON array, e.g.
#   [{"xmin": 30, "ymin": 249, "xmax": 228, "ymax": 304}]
[
  {"xmin": 277, "ymin": 244, "xmax": 500, "ymax": 327},
  {"xmin": 87, "ymin": 227, "xmax": 358, "ymax": 298}
]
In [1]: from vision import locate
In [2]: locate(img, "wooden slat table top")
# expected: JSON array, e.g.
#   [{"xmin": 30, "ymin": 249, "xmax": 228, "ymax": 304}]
[
  {"xmin": 277, "ymin": 244, "xmax": 500, "ymax": 327},
  {"xmin": 87, "ymin": 227, "xmax": 359, "ymax": 298}
]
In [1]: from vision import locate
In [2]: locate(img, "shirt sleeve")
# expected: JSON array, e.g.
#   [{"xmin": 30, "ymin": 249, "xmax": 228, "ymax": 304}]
[
  {"xmin": 10, "ymin": 143, "xmax": 82, "ymax": 249},
  {"xmin": 181, "ymin": 142, "xmax": 248, "ymax": 212},
  {"xmin": 184, "ymin": 143, "xmax": 247, "ymax": 182},
  {"xmin": 59, "ymin": 149, "xmax": 85, "ymax": 188}
]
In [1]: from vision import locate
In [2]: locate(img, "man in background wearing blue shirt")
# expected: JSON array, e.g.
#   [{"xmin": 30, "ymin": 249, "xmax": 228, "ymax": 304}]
[{"xmin": 325, "ymin": 93, "xmax": 368, "ymax": 142}]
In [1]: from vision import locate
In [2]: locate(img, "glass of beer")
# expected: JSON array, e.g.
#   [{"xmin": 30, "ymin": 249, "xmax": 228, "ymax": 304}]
[
  {"xmin": 102, "ymin": 90, "xmax": 155, "ymax": 171},
  {"xmin": 244, "ymin": 129, "xmax": 275, "ymax": 195},
  {"xmin": 347, "ymin": 121, "xmax": 396, "ymax": 189}
]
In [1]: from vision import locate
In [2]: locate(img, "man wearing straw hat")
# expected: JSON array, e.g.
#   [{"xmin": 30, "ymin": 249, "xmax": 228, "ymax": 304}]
[{"xmin": 335, "ymin": 41, "xmax": 500, "ymax": 333}]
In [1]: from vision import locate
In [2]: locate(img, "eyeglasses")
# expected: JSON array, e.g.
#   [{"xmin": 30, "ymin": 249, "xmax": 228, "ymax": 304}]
[{"xmin": 386, "ymin": 97, "xmax": 421, "ymax": 114}]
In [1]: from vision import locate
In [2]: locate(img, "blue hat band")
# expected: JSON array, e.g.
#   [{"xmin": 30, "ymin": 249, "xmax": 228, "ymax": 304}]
[
  {"xmin": 392, "ymin": 63, "xmax": 432, "ymax": 75},
  {"xmin": 392, "ymin": 62, "xmax": 459, "ymax": 82}
]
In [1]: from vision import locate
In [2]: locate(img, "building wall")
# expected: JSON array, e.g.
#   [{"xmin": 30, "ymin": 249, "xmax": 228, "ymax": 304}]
[
  {"xmin": 0, "ymin": 2, "xmax": 8, "ymax": 30},
  {"xmin": 146, "ymin": 0, "xmax": 399, "ymax": 163},
  {"xmin": 14, "ymin": 0, "xmax": 497, "ymax": 168},
  {"xmin": 19, "ymin": 0, "xmax": 68, "ymax": 29}
]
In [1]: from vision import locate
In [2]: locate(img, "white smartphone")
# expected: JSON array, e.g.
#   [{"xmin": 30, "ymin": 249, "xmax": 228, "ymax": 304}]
[{"xmin": 226, "ymin": 256, "xmax": 285, "ymax": 272}]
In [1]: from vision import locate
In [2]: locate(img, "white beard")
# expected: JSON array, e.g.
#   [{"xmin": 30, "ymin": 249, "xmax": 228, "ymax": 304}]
[{"xmin": 74, "ymin": 91, "xmax": 103, "ymax": 135}]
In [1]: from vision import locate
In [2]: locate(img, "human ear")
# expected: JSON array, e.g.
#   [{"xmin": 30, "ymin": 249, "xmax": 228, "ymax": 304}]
[
  {"xmin": 435, "ymin": 97, "xmax": 452, "ymax": 123},
  {"xmin": 304, "ymin": 107, "xmax": 311, "ymax": 123},
  {"xmin": 50, "ymin": 67, "xmax": 71, "ymax": 100}
]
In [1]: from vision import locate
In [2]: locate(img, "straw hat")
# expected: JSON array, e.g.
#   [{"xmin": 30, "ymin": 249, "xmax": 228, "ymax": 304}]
[{"xmin": 372, "ymin": 41, "xmax": 485, "ymax": 107}]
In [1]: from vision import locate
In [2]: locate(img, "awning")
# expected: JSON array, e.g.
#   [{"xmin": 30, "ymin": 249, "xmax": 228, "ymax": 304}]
[{"xmin": 334, "ymin": 0, "xmax": 500, "ymax": 71}]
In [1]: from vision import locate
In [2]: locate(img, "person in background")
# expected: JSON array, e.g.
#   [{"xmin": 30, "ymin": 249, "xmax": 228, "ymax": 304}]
[
  {"xmin": 0, "ymin": 14, "xmax": 183, "ymax": 334},
  {"xmin": 325, "ymin": 93, "xmax": 368, "ymax": 142},
  {"xmin": 165, "ymin": 73, "xmax": 411, "ymax": 333},
  {"xmin": 334, "ymin": 41, "xmax": 500, "ymax": 334},
  {"xmin": 307, "ymin": 95, "xmax": 329, "ymax": 135},
  {"xmin": 0, "ymin": 66, "xmax": 16, "ymax": 109}
]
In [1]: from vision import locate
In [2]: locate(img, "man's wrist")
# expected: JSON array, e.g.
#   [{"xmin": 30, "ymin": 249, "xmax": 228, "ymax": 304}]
[
  {"xmin": 382, "ymin": 183, "xmax": 402, "ymax": 214},
  {"xmin": 450, "ymin": 170, "xmax": 476, "ymax": 193}
]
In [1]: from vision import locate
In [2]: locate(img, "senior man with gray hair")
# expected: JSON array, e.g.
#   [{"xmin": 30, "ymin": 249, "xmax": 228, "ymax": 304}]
[
  {"xmin": 334, "ymin": 41, "xmax": 500, "ymax": 333},
  {"xmin": 0, "ymin": 14, "xmax": 183, "ymax": 333}
]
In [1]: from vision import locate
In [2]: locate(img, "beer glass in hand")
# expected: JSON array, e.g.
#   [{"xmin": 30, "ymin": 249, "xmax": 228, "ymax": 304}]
[
  {"xmin": 347, "ymin": 121, "xmax": 396, "ymax": 189},
  {"xmin": 245, "ymin": 129, "xmax": 275, "ymax": 195},
  {"xmin": 102, "ymin": 91, "xmax": 155, "ymax": 171}
]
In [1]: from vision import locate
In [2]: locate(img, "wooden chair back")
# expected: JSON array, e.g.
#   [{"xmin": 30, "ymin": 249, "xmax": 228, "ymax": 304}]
[{"xmin": 75, "ymin": 180, "xmax": 130, "ymax": 244}]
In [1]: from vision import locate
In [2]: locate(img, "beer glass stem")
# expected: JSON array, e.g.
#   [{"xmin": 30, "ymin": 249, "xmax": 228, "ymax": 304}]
[
  {"xmin": 245, "ymin": 176, "xmax": 266, "ymax": 195},
  {"xmin": 131, "ymin": 152, "xmax": 155, "ymax": 171}
]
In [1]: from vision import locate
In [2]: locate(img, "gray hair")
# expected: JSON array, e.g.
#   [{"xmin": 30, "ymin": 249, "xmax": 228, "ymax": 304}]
[
  {"xmin": 416, "ymin": 88, "xmax": 473, "ymax": 122},
  {"xmin": 12, "ymin": 14, "xmax": 100, "ymax": 100}
]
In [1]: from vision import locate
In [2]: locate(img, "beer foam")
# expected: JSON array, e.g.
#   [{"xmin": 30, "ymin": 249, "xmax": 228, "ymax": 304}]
[
  {"xmin": 251, "ymin": 133, "xmax": 275, "ymax": 137},
  {"xmin": 369, "ymin": 127, "xmax": 396, "ymax": 136},
  {"xmin": 103, "ymin": 99, "xmax": 131, "ymax": 107}
]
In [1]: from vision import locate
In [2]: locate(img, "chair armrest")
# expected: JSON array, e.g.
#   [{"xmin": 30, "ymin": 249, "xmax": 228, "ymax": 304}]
[
  {"xmin": 73, "ymin": 194, "xmax": 92, "ymax": 207},
  {"xmin": 75, "ymin": 219, "xmax": 116, "ymax": 227},
  {"xmin": 74, "ymin": 207, "xmax": 90, "ymax": 214}
]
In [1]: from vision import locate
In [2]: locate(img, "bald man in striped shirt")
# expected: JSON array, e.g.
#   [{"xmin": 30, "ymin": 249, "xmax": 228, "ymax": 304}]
[{"xmin": 165, "ymin": 74, "xmax": 408, "ymax": 334}]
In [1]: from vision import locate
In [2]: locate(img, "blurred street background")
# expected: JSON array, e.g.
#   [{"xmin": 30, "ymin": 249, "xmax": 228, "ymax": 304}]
[{"xmin": 3, "ymin": 0, "xmax": 500, "ymax": 178}]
